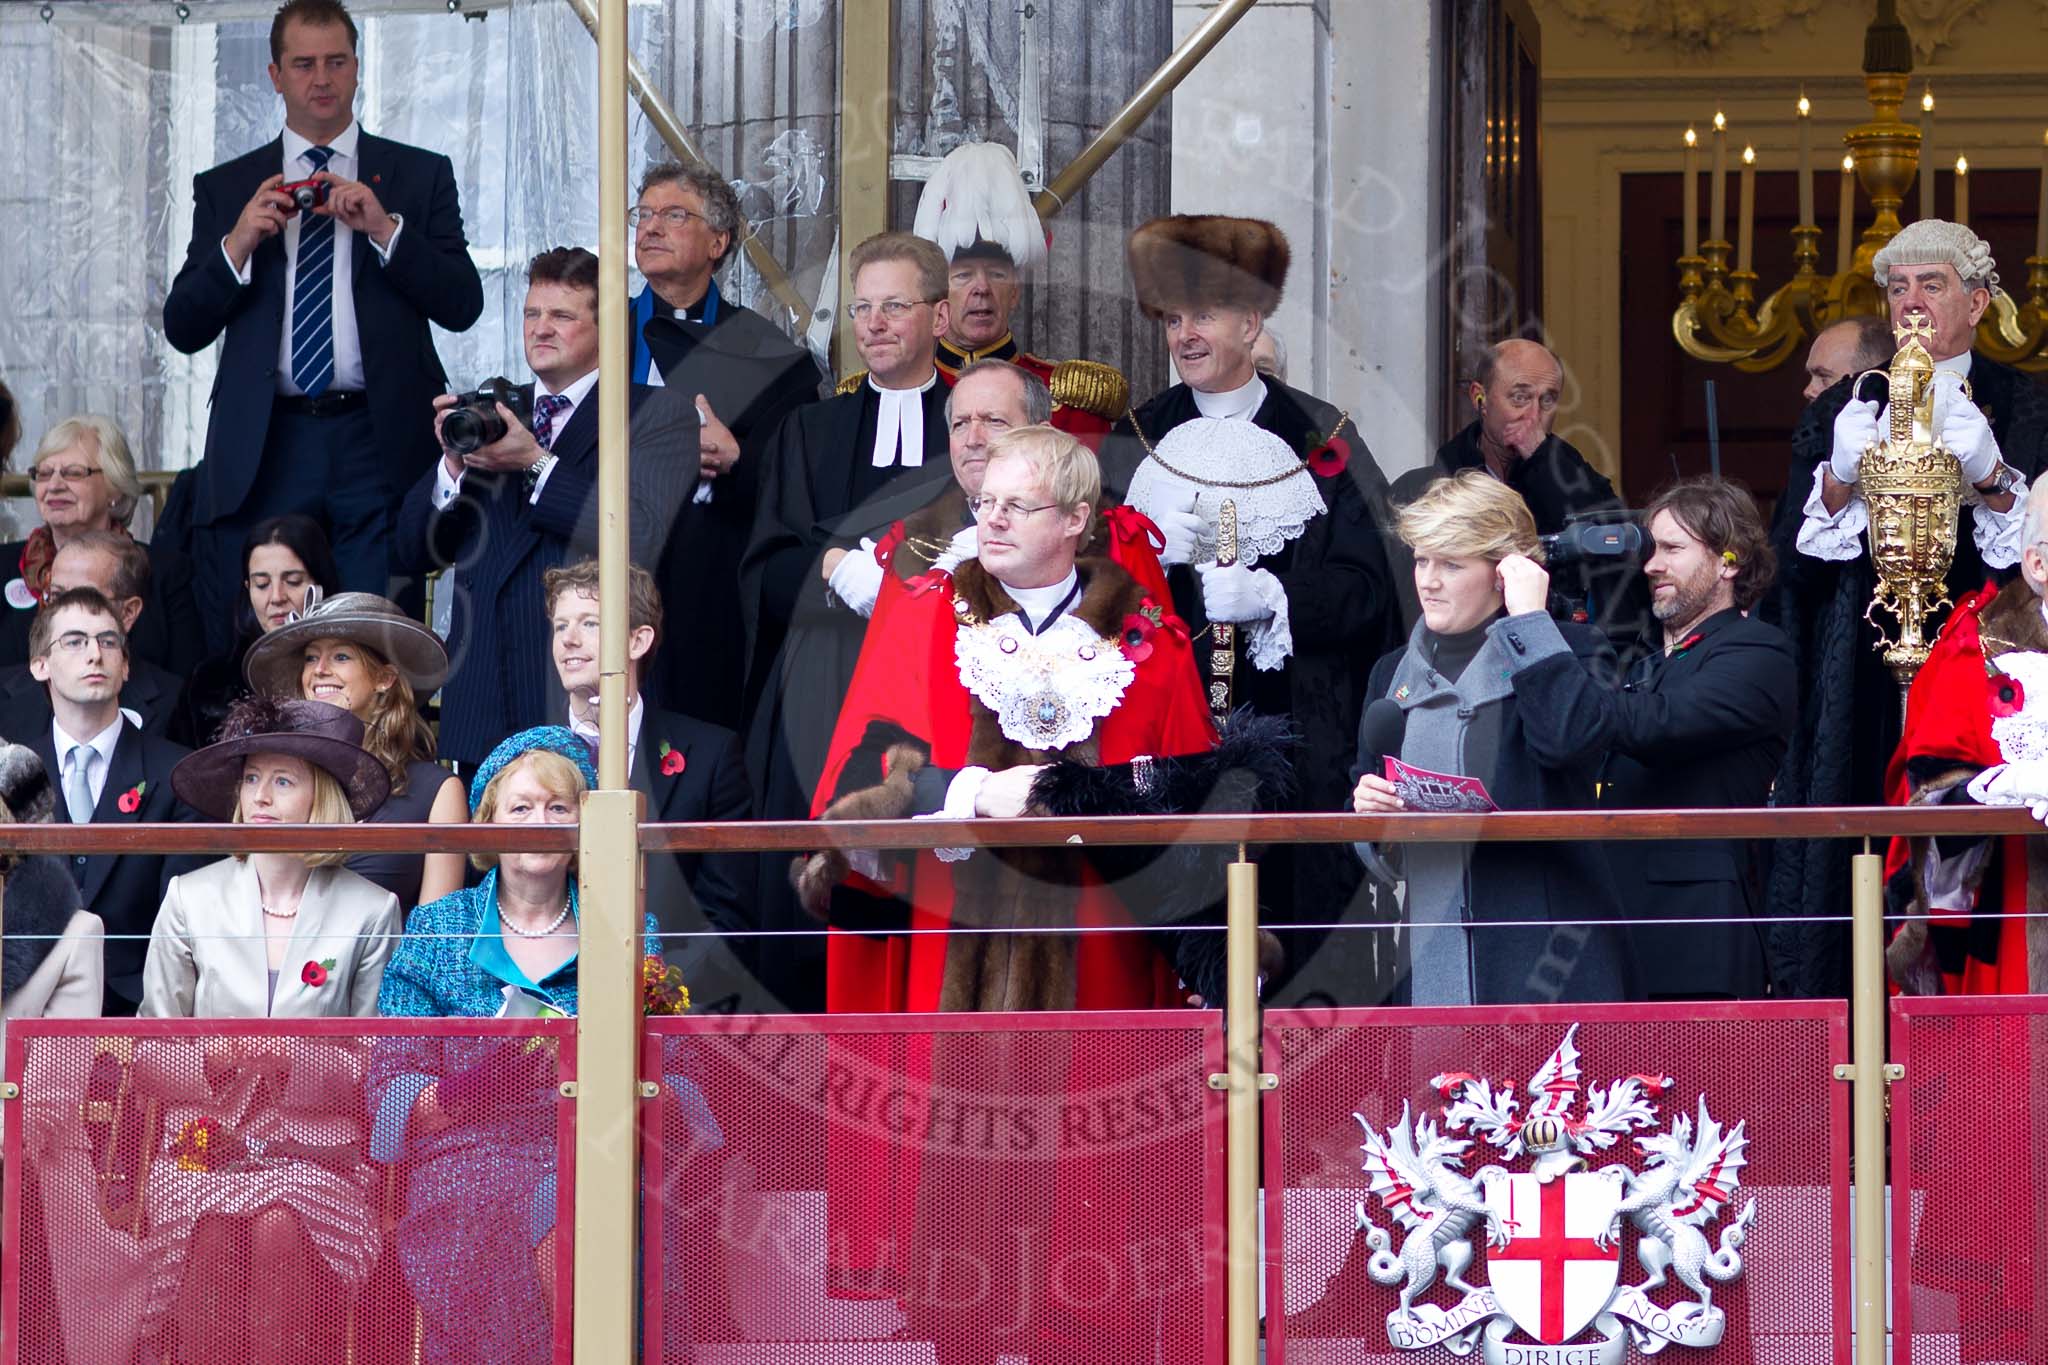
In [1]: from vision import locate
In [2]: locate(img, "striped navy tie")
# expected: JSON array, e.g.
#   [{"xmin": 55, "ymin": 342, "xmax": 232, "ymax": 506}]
[{"xmin": 291, "ymin": 145, "xmax": 337, "ymax": 397}]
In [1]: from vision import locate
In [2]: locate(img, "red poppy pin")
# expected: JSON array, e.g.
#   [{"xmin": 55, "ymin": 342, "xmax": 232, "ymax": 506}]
[
  {"xmin": 1306, "ymin": 433, "xmax": 1352, "ymax": 477},
  {"xmin": 1989, "ymin": 668, "xmax": 2025, "ymax": 718},
  {"xmin": 1120, "ymin": 597, "xmax": 1188, "ymax": 662},
  {"xmin": 117, "ymin": 780, "xmax": 146, "ymax": 813},
  {"xmin": 301, "ymin": 957, "xmax": 336, "ymax": 988},
  {"xmin": 658, "ymin": 741, "xmax": 686, "ymax": 777}
]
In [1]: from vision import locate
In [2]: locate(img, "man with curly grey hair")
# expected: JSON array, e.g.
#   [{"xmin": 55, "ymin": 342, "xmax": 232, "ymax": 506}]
[
  {"xmin": 625, "ymin": 161, "xmax": 823, "ymax": 730},
  {"xmin": 1766, "ymin": 217, "xmax": 2048, "ymax": 999}
]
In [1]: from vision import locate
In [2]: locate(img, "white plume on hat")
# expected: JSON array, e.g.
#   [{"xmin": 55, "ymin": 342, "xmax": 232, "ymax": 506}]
[
  {"xmin": 912, "ymin": 142, "xmax": 1047, "ymax": 270},
  {"xmin": 1872, "ymin": 218, "xmax": 2000, "ymax": 291}
]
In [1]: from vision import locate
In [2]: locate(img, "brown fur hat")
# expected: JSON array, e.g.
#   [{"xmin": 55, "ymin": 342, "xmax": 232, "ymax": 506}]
[{"xmin": 1127, "ymin": 215, "xmax": 1289, "ymax": 319}]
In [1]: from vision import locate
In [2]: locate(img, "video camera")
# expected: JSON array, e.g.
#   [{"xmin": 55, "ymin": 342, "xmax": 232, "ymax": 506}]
[
  {"xmin": 1538, "ymin": 519, "xmax": 1643, "ymax": 566},
  {"xmin": 442, "ymin": 378, "xmax": 532, "ymax": 454}
]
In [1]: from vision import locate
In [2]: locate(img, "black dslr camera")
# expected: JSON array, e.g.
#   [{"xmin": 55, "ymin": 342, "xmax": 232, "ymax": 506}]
[{"xmin": 442, "ymin": 378, "xmax": 531, "ymax": 454}]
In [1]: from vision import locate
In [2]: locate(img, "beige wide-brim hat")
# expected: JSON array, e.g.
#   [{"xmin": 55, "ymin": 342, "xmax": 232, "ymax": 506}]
[{"xmin": 244, "ymin": 591, "xmax": 451, "ymax": 698}]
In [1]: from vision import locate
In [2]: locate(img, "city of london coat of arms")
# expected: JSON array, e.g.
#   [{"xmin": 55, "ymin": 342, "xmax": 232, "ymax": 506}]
[{"xmin": 1353, "ymin": 1025, "xmax": 1757, "ymax": 1364}]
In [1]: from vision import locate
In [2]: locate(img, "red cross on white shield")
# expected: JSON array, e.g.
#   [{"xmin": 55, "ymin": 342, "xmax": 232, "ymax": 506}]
[{"xmin": 1483, "ymin": 1171, "xmax": 1622, "ymax": 1345}]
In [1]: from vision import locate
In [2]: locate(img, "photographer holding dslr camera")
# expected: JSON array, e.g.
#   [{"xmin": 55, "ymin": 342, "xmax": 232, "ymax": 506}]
[{"xmin": 392, "ymin": 246, "xmax": 693, "ymax": 768}]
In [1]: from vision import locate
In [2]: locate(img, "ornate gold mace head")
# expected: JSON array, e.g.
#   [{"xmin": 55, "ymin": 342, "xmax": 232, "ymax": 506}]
[{"xmin": 1860, "ymin": 311, "xmax": 1963, "ymax": 696}]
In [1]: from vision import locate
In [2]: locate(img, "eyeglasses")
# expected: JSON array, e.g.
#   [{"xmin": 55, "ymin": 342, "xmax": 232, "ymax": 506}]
[
  {"xmin": 628, "ymin": 206, "xmax": 707, "ymax": 230},
  {"xmin": 53, "ymin": 630, "xmax": 125, "ymax": 655},
  {"xmin": 31, "ymin": 464, "xmax": 102, "ymax": 484},
  {"xmin": 846, "ymin": 299, "xmax": 931, "ymax": 323},
  {"xmin": 969, "ymin": 496, "xmax": 1061, "ymax": 521}
]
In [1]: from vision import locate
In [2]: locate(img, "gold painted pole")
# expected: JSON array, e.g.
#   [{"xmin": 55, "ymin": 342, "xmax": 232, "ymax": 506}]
[
  {"xmin": 573, "ymin": 2, "xmax": 645, "ymax": 1363},
  {"xmin": 1032, "ymin": 0, "xmax": 1260, "ymax": 221},
  {"xmin": 559, "ymin": 0, "xmax": 811, "ymax": 329},
  {"xmin": 1849, "ymin": 846, "xmax": 1887, "ymax": 1365},
  {"xmin": 835, "ymin": 0, "xmax": 893, "ymax": 368},
  {"xmin": 1224, "ymin": 853, "xmax": 1262, "ymax": 1365}
]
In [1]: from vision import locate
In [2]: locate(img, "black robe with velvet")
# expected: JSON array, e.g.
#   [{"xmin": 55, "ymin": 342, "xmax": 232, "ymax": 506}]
[
  {"xmin": 1763, "ymin": 353, "xmax": 2048, "ymax": 997},
  {"xmin": 1104, "ymin": 380, "xmax": 1403, "ymax": 1003}
]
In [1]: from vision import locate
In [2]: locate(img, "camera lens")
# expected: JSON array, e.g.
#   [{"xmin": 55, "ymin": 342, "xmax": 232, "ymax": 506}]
[{"xmin": 442, "ymin": 408, "xmax": 485, "ymax": 454}]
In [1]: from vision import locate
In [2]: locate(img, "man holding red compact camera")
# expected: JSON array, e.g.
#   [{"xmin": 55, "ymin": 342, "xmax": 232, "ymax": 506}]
[{"xmin": 163, "ymin": 0, "xmax": 483, "ymax": 655}]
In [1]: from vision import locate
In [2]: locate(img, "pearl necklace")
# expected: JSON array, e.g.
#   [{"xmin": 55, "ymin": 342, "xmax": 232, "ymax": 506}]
[
  {"xmin": 501, "ymin": 896, "xmax": 574, "ymax": 938},
  {"xmin": 260, "ymin": 905, "xmax": 299, "ymax": 920}
]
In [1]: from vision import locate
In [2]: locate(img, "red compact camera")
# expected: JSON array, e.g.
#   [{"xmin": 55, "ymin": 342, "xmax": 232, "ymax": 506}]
[{"xmin": 278, "ymin": 177, "xmax": 332, "ymax": 216}]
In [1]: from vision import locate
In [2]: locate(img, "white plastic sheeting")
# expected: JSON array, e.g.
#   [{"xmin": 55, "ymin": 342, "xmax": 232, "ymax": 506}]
[{"xmin": 0, "ymin": 0, "xmax": 837, "ymax": 533}]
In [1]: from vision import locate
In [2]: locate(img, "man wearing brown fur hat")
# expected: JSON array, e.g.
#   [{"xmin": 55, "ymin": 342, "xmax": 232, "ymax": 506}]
[{"xmin": 1110, "ymin": 214, "xmax": 1402, "ymax": 1001}]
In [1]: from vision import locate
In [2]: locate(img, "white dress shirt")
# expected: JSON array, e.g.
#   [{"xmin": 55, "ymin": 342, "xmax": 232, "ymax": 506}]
[
  {"xmin": 219, "ymin": 122, "xmax": 403, "ymax": 396},
  {"xmin": 432, "ymin": 366, "xmax": 599, "ymax": 508},
  {"xmin": 1191, "ymin": 375, "xmax": 1268, "ymax": 422},
  {"xmin": 869, "ymin": 370, "xmax": 939, "ymax": 468},
  {"xmin": 52, "ymin": 713, "xmax": 124, "ymax": 814},
  {"xmin": 568, "ymin": 693, "xmax": 645, "ymax": 777}
]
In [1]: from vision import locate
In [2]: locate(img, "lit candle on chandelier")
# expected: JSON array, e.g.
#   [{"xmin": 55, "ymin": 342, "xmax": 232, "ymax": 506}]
[
  {"xmin": 1919, "ymin": 86, "xmax": 1935, "ymax": 220},
  {"xmin": 1738, "ymin": 146, "xmax": 1757, "ymax": 273},
  {"xmin": 1954, "ymin": 155, "xmax": 1970, "ymax": 227},
  {"xmin": 1710, "ymin": 110, "xmax": 1729, "ymax": 244},
  {"xmin": 1838, "ymin": 154, "xmax": 1856, "ymax": 274},
  {"xmin": 1683, "ymin": 127, "xmax": 1699, "ymax": 257},
  {"xmin": 1797, "ymin": 93, "xmax": 1814, "ymax": 226}
]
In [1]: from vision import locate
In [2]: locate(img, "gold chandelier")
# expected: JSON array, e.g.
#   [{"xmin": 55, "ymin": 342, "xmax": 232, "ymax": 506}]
[{"xmin": 1672, "ymin": 0, "xmax": 2048, "ymax": 373}]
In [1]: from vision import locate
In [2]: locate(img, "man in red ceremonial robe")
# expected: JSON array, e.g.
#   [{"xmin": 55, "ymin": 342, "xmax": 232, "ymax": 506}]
[
  {"xmin": 792, "ymin": 424, "xmax": 1220, "ymax": 1365},
  {"xmin": 1884, "ymin": 481, "xmax": 2048, "ymax": 1365}
]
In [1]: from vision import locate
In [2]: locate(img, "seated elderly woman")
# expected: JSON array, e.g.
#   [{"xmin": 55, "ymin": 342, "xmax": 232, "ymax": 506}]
[
  {"xmin": 134, "ymin": 698, "xmax": 402, "ymax": 1362},
  {"xmin": 1, "ymin": 414, "xmax": 204, "ymax": 674},
  {"xmin": 1351, "ymin": 471, "xmax": 1633, "ymax": 1005},
  {"xmin": 371, "ymin": 728, "xmax": 658, "ymax": 1365},
  {"xmin": 245, "ymin": 592, "xmax": 468, "ymax": 907}
]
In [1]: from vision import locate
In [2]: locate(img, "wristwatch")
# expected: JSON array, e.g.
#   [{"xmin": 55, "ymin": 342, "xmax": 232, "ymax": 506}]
[
  {"xmin": 1973, "ymin": 463, "xmax": 2021, "ymax": 497},
  {"xmin": 526, "ymin": 450, "xmax": 557, "ymax": 490}
]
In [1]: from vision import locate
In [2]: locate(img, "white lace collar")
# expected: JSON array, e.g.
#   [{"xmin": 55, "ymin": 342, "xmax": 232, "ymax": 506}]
[
  {"xmin": 954, "ymin": 606, "xmax": 1133, "ymax": 751},
  {"xmin": 1123, "ymin": 415, "xmax": 1327, "ymax": 566},
  {"xmin": 1191, "ymin": 375, "xmax": 1266, "ymax": 421}
]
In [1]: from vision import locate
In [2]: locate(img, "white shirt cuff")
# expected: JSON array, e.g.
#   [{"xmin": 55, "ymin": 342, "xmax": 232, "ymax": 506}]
[
  {"xmin": 221, "ymin": 237, "xmax": 253, "ymax": 285},
  {"xmin": 1921, "ymin": 837, "xmax": 1990, "ymax": 913},
  {"xmin": 692, "ymin": 479, "xmax": 715, "ymax": 505},
  {"xmin": 1969, "ymin": 473, "xmax": 2027, "ymax": 570},
  {"xmin": 1243, "ymin": 567, "xmax": 1294, "ymax": 671},
  {"xmin": 431, "ymin": 458, "xmax": 464, "ymax": 508},
  {"xmin": 527, "ymin": 456, "xmax": 557, "ymax": 505},
  {"xmin": 1795, "ymin": 464, "xmax": 1867, "ymax": 561},
  {"xmin": 371, "ymin": 215, "xmax": 402, "ymax": 263}
]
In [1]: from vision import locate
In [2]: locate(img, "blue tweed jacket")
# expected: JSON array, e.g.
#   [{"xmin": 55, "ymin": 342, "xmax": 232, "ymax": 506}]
[{"xmin": 376, "ymin": 873, "xmax": 659, "ymax": 1018}]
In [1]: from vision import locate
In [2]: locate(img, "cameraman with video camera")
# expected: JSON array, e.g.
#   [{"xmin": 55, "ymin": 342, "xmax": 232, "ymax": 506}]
[{"xmin": 392, "ymin": 246, "xmax": 696, "ymax": 768}]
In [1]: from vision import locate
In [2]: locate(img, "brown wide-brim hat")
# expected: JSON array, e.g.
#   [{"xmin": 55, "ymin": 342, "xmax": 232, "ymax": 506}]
[
  {"xmin": 172, "ymin": 697, "xmax": 391, "ymax": 821},
  {"xmin": 1127, "ymin": 215, "xmax": 1290, "ymax": 320},
  {"xmin": 244, "ymin": 592, "xmax": 451, "ymax": 698}
]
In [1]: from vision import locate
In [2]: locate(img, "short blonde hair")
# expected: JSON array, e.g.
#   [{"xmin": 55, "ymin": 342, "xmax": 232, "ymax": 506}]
[
  {"xmin": 1395, "ymin": 470, "xmax": 1542, "ymax": 564},
  {"xmin": 470, "ymin": 749, "xmax": 587, "ymax": 872},
  {"xmin": 984, "ymin": 425, "xmax": 1099, "ymax": 529},
  {"xmin": 34, "ymin": 416, "xmax": 143, "ymax": 526},
  {"xmin": 848, "ymin": 231, "xmax": 949, "ymax": 304},
  {"xmin": 231, "ymin": 758, "xmax": 355, "ymax": 868}
]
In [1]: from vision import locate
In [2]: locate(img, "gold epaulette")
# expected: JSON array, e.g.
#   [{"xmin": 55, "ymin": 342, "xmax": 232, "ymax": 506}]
[
  {"xmin": 1050, "ymin": 358, "xmax": 1129, "ymax": 420},
  {"xmin": 835, "ymin": 369, "xmax": 870, "ymax": 397}
]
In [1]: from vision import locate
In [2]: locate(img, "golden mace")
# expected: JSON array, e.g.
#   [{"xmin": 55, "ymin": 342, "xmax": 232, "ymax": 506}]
[{"xmin": 1209, "ymin": 499, "xmax": 1239, "ymax": 725}]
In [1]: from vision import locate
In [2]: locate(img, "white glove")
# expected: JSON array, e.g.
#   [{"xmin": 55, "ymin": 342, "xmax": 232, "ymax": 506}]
[
  {"xmin": 1154, "ymin": 507, "xmax": 1208, "ymax": 567},
  {"xmin": 933, "ymin": 522, "xmax": 981, "ymax": 573},
  {"xmin": 1936, "ymin": 382, "xmax": 2003, "ymax": 486},
  {"xmin": 1967, "ymin": 759, "xmax": 2048, "ymax": 806},
  {"xmin": 2029, "ymin": 799, "xmax": 2048, "ymax": 829},
  {"xmin": 1198, "ymin": 562, "xmax": 1282, "ymax": 625},
  {"xmin": 827, "ymin": 538, "xmax": 885, "ymax": 617},
  {"xmin": 1829, "ymin": 398, "xmax": 1880, "ymax": 485}
]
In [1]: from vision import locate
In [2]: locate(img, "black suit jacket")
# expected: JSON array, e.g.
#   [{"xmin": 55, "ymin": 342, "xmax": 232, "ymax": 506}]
[
  {"xmin": 634, "ymin": 705, "xmax": 753, "ymax": 932},
  {"xmin": 0, "ymin": 540, "xmax": 205, "ymax": 678},
  {"xmin": 1595, "ymin": 608, "xmax": 1798, "ymax": 998},
  {"xmin": 641, "ymin": 298, "xmax": 823, "ymax": 730},
  {"xmin": 162, "ymin": 133, "xmax": 484, "ymax": 524},
  {"xmin": 0, "ymin": 659, "xmax": 187, "ymax": 745},
  {"xmin": 25, "ymin": 718, "xmax": 201, "ymax": 1011}
]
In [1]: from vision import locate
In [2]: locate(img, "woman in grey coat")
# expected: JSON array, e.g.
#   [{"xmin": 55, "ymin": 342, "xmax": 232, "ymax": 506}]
[{"xmin": 1352, "ymin": 471, "xmax": 1635, "ymax": 1005}]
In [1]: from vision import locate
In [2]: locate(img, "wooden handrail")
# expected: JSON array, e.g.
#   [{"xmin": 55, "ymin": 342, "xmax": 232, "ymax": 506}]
[{"xmin": 0, "ymin": 805, "xmax": 2039, "ymax": 858}]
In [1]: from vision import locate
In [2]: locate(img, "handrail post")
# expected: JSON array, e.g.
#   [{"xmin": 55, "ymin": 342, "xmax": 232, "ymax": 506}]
[
  {"xmin": 1224, "ymin": 851, "xmax": 1262, "ymax": 1365},
  {"xmin": 1849, "ymin": 846, "xmax": 1888, "ymax": 1365}
]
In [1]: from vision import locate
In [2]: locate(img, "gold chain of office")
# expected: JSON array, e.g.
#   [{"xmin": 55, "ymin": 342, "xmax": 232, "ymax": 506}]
[{"xmin": 1122, "ymin": 409, "xmax": 1353, "ymax": 488}]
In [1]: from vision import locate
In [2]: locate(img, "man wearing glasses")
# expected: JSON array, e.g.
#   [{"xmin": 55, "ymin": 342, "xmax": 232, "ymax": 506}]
[
  {"xmin": 628, "ymin": 162, "xmax": 824, "ymax": 730},
  {"xmin": 18, "ymin": 587, "xmax": 199, "ymax": 1014},
  {"xmin": 737, "ymin": 230, "xmax": 957, "ymax": 1011}
]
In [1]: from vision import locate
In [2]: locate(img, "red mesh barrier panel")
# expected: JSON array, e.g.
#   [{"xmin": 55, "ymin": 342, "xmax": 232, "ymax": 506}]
[
  {"xmin": 1263, "ymin": 1002, "xmax": 1849, "ymax": 1365},
  {"xmin": 640, "ymin": 1011, "xmax": 1225, "ymax": 1365},
  {"xmin": 3, "ymin": 1018, "xmax": 576, "ymax": 1365},
  {"xmin": 1891, "ymin": 996, "xmax": 2048, "ymax": 1365}
]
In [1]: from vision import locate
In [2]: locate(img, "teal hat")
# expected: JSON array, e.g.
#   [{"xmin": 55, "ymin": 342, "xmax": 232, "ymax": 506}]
[{"xmin": 469, "ymin": 726, "xmax": 597, "ymax": 815}]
